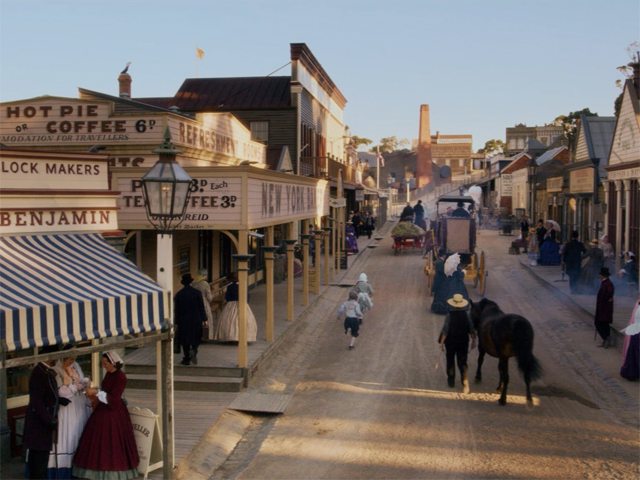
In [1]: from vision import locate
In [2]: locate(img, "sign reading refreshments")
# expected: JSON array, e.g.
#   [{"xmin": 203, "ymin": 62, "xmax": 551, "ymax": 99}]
[{"xmin": 569, "ymin": 168, "xmax": 594, "ymax": 193}]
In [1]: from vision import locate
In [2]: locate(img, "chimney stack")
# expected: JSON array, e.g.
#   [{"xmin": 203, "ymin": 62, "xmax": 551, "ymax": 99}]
[
  {"xmin": 118, "ymin": 72, "xmax": 132, "ymax": 99},
  {"xmin": 416, "ymin": 105, "xmax": 434, "ymax": 189}
]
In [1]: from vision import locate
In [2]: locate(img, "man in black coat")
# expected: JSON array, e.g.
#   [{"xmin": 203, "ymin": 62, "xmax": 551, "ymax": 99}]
[
  {"xmin": 23, "ymin": 344, "xmax": 63, "ymax": 479},
  {"xmin": 595, "ymin": 267, "xmax": 615, "ymax": 348},
  {"xmin": 174, "ymin": 273, "xmax": 208, "ymax": 365},
  {"xmin": 520, "ymin": 215, "xmax": 530, "ymax": 253},
  {"xmin": 562, "ymin": 230, "xmax": 587, "ymax": 293},
  {"xmin": 351, "ymin": 212, "xmax": 362, "ymax": 238},
  {"xmin": 400, "ymin": 203, "xmax": 414, "ymax": 222},
  {"xmin": 451, "ymin": 201, "xmax": 471, "ymax": 218},
  {"xmin": 536, "ymin": 219, "xmax": 547, "ymax": 245}
]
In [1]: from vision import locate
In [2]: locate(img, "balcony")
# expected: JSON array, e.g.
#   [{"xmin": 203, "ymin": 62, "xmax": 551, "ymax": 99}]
[{"xmin": 299, "ymin": 156, "xmax": 361, "ymax": 184}]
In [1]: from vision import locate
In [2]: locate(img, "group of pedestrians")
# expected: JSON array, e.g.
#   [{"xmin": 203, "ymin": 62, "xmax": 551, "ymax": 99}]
[
  {"xmin": 400, "ymin": 200, "xmax": 429, "ymax": 230},
  {"xmin": 24, "ymin": 347, "xmax": 139, "ymax": 480}
]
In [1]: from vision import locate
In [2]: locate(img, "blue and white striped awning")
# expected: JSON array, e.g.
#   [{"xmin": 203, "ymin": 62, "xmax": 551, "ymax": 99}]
[{"xmin": 0, "ymin": 233, "xmax": 169, "ymax": 352}]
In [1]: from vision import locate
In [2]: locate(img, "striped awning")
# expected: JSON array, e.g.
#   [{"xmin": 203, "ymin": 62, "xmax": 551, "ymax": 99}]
[{"xmin": 0, "ymin": 233, "xmax": 169, "ymax": 352}]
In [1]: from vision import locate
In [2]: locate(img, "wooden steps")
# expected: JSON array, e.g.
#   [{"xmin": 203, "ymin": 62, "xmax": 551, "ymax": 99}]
[{"xmin": 127, "ymin": 373, "xmax": 245, "ymax": 392}]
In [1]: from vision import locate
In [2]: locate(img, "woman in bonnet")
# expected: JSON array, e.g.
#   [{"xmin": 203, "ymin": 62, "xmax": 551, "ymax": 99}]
[{"xmin": 72, "ymin": 351, "xmax": 139, "ymax": 480}]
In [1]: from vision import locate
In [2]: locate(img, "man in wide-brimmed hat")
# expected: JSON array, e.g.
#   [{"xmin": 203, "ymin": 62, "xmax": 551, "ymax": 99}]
[
  {"xmin": 174, "ymin": 273, "xmax": 208, "ymax": 365},
  {"xmin": 595, "ymin": 267, "xmax": 615, "ymax": 348},
  {"xmin": 439, "ymin": 294, "xmax": 476, "ymax": 393}
]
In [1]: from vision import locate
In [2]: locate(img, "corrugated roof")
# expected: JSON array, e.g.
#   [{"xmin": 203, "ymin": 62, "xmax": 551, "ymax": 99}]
[
  {"xmin": 535, "ymin": 146, "xmax": 567, "ymax": 165},
  {"xmin": 582, "ymin": 116, "xmax": 616, "ymax": 162},
  {"xmin": 169, "ymin": 77, "xmax": 292, "ymax": 111},
  {"xmin": 134, "ymin": 97, "xmax": 175, "ymax": 109}
]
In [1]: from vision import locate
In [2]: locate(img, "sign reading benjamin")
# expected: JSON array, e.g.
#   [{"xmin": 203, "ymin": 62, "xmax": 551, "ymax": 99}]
[{"xmin": 569, "ymin": 168, "xmax": 594, "ymax": 194}]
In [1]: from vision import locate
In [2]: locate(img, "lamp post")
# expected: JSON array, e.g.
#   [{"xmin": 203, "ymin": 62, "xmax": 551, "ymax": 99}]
[
  {"xmin": 527, "ymin": 157, "xmax": 538, "ymax": 222},
  {"xmin": 139, "ymin": 127, "xmax": 193, "ymax": 480}
]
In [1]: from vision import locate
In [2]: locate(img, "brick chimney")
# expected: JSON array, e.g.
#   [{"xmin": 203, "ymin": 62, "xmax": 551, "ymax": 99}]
[
  {"xmin": 118, "ymin": 72, "xmax": 132, "ymax": 99},
  {"xmin": 416, "ymin": 104, "xmax": 434, "ymax": 188}
]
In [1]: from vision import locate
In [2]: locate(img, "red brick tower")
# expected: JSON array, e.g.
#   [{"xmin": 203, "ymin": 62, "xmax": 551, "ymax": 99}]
[{"xmin": 416, "ymin": 104, "xmax": 433, "ymax": 188}]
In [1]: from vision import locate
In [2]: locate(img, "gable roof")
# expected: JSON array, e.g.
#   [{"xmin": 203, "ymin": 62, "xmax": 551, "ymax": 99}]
[
  {"xmin": 163, "ymin": 77, "xmax": 292, "ymax": 111},
  {"xmin": 501, "ymin": 152, "xmax": 532, "ymax": 174},
  {"xmin": 78, "ymin": 88, "xmax": 186, "ymax": 116},
  {"xmin": 536, "ymin": 146, "xmax": 568, "ymax": 165}
]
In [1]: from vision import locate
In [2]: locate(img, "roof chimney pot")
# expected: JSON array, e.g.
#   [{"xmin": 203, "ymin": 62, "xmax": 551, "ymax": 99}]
[{"xmin": 118, "ymin": 72, "xmax": 132, "ymax": 99}]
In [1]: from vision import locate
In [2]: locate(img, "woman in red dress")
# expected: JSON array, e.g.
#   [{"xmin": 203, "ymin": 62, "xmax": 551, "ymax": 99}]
[{"xmin": 72, "ymin": 351, "xmax": 139, "ymax": 479}]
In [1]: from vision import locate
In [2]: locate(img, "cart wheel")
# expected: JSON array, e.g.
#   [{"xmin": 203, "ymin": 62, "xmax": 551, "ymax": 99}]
[
  {"xmin": 473, "ymin": 252, "xmax": 479, "ymax": 288},
  {"xmin": 478, "ymin": 250, "xmax": 487, "ymax": 296}
]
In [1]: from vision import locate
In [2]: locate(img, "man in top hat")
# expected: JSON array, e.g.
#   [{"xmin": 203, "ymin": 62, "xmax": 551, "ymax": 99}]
[
  {"xmin": 439, "ymin": 294, "xmax": 476, "ymax": 393},
  {"xmin": 451, "ymin": 201, "xmax": 471, "ymax": 218},
  {"xmin": 562, "ymin": 230, "xmax": 587, "ymax": 293},
  {"xmin": 23, "ymin": 344, "xmax": 69, "ymax": 479},
  {"xmin": 174, "ymin": 273, "xmax": 208, "ymax": 365},
  {"xmin": 595, "ymin": 267, "xmax": 615, "ymax": 348},
  {"xmin": 400, "ymin": 202, "xmax": 414, "ymax": 223}
]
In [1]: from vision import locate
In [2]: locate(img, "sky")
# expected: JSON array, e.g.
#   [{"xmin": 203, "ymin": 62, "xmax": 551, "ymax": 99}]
[{"xmin": 1, "ymin": 0, "xmax": 638, "ymax": 153}]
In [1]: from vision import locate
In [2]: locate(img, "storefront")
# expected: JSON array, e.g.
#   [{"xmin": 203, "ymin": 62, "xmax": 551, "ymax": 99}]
[
  {"xmin": 0, "ymin": 148, "xmax": 174, "ymax": 476},
  {"xmin": 564, "ymin": 164, "xmax": 602, "ymax": 242}
]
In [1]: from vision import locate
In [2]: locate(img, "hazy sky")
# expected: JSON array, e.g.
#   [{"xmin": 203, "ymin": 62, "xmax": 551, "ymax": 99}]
[{"xmin": 1, "ymin": 0, "xmax": 637, "ymax": 152}]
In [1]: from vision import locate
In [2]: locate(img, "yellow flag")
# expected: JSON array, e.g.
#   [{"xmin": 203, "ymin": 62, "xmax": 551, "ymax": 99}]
[{"xmin": 196, "ymin": 47, "xmax": 205, "ymax": 59}]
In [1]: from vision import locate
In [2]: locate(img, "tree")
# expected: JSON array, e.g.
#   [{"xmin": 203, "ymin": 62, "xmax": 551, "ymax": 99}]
[
  {"xmin": 351, "ymin": 136, "xmax": 373, "ymax": 149},
  {"xmin": 614, "ymin": 42, "xmax": 639, "ymax": 116},
  {"xmin": 372, "ymin": 136, "xmax": 410, "ymax": 153},
  {"xmin": 554, "ymin": 108, "xmax": 598, "ymax": 154},
  {"xmin": 477, "ymin": 139, "xmax": 505, "ymax": 155}
]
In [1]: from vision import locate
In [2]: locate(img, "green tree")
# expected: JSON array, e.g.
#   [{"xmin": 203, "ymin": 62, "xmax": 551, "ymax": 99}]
[
  {"xmin": 351, "ymin": 136, "xmax": 373, "ymax": 149},
  {"xmin": 477, "ymin": 139, "xmax": 505, "ymax": 155},
  {"xmin": 614, "ymin": 42, "xmax": 639, "ymax": 116},
  {"xmin": 373, "ymin": 136, "xmax": 410, "ymax": 153},
  {"xmin": 554, "ymin": 108, "xmax": 598, "ymax": 154}
]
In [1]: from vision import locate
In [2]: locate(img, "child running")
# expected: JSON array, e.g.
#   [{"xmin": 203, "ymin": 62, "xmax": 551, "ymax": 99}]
[{"xmin": 337, "ymin": 291, "xmax": 363, "ymax": 349}]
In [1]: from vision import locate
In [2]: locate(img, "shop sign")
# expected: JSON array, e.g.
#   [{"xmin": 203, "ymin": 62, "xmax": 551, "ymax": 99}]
[
  {"xmin": 171, "ymin": 114, "xmax": 266, "ymax": 164},
  {"xmin": 355, "ymin": 189, "xmax": 364, "ymax": 202},
  {"xmin": 547, "ymin": 176, "xmax": 563, "ymax": 193},
  {"xmin": 0, "ymin": 208, "xmax": 118, "ymax": 234},
  {"xmin": 607, "ymin": 166, "xmax": 640, "ymax": 181},
  {"xmin": 0, "ymin": 155, "xmax": 109, "ymax": 191},
  {"xmin": 330, "ymin": 198, "xmax": 347, "ymax": 208},
  {"xmin": 115, "ymin": 175, "xmax": 242, "ymax": 229},
  {"xmin": 0, "ymin": 99, "xmax": 164, "ymax": 146},
  {"xmin": 569, "ymin": 168, "xmax": 594, "ymax": 193},
  {"xmin": 248, "ymin": 178, "xmax": 329, "ymax": 223},
  {"xmin": 500, "ymin": 174, "xmax": 512, "ymax": 196}
]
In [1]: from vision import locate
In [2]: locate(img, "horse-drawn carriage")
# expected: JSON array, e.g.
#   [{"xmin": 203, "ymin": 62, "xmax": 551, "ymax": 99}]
[{"xmin": 424, "ymin": 193, "xmax": 486, "ymax": 295}]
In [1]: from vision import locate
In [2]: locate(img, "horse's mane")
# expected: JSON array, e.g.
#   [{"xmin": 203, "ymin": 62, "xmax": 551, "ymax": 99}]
[{"xmin": 478, "ymin": 297, "xmax": 504, "ymax": 314}]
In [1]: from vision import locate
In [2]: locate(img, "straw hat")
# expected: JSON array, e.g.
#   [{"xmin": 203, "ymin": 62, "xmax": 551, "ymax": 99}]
[
  {"xmin": 589, "ymin": 239, "xmax": 599, "ymax": 246},
  {"xmin": 529, "ymin": 227, "xmax": 537, "ymax": 234},
  {"xmin": 447, "ymin": 294, "xmax": 469, "ymax": 308}
]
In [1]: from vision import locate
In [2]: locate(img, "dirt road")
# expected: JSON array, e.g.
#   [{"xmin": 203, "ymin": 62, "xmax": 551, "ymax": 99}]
[{"xmin": 215, "ymin": 228, "xmax": 639, "ymax": 479}]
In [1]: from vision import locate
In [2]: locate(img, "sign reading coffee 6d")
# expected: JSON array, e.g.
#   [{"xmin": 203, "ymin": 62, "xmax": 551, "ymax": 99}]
[{"xmin": 0, "ymin": 98, "xmax": 165, "ymax": 146}]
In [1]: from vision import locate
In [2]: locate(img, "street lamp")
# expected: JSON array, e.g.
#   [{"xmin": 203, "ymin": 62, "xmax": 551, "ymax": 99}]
[
  {"xmin": 139, "ymin": 127, "xmax": 192, "ymax": 479},
  {"xmin": 141, "ymin": 127, "xmax": 193, "ymax": 235},
  {"xmin": 527, "ymin": 157, "xmax": 538, "ymax": 221}
]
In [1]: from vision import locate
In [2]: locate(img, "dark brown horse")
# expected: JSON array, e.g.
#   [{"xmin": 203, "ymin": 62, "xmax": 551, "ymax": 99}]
[{"xmin": 469, "ymin": 298, "xmax": 542, "ymax": 407}]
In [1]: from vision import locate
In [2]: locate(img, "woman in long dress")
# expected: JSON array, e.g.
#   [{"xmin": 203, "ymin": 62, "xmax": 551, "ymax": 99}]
[
  {"xmin": 213, "ymin": 272, "xmax": 257, "ymax": 342},
  {"xmin": 72, "ymin": 352, "xmax": 139, "ymax": 480},
  {"xmin": 192, "ymin": 268, "xmax": 214, "ymax": 340},
  {"xmin": 538, "ymin": 222, "xmax": 561, "ymax": 265},
  {"xmin": 431, "ymin": 249, "xmax": 449, "ymax": 314},
  {"xmin": 575, "ymin": 239, "xmax": 604, "ymax": 295},
  {"xmin": 620, "ymin": 299, "xmax": 640, "ymax": 381},
  {"xmin": 599, "ymin": 234, "xmax": 615, "ymax": 273},
  {"xmin": 445, "ymin": 266, "xmax": 470, "ymax": 312},
  {"xmin": 527, "ymin": 227, "xmax": 540, "ymax": 266},
  {"xmin": 47, "ymin": 345, "xmax": 92, "ymax": 479},
  {"xmin": 345, "ymin": 222, "xmax": 359, "ymax": 254}
]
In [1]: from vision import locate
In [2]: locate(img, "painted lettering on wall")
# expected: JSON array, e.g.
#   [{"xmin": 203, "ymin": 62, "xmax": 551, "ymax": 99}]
[
  {"xmin": 0, "ymin": 210, "xmax": 111, "ymax": 227},
  {"xmin": 177, "ymin": 122, "xmax": 264, "ymax": 162},
  {"xmin": 261, "ymin": 182, "xmax": 324, "ymax": 219},
  {"xmin": 1, "ymin": 161, "xmax": 102, "ymax": 176},
  {"xmin": 124, "ymin": 179, "xmax": 238, "ymax": 210}
]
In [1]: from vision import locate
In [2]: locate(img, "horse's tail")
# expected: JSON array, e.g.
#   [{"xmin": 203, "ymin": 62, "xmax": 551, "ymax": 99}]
[{"xmin": 513, "ymin": 318, "xmax": 542, "ymax": 381}]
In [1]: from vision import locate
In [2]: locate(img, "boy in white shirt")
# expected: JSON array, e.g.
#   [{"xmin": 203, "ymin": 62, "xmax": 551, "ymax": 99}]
[{"xmin": 337, "ymin": 291, "xmax": 363, "ymax": 350}]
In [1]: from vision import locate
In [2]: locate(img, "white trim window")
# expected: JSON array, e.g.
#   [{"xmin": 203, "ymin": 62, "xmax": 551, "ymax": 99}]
[{"xmin": 250, "ymin": 121, "xmax": 269, "ymax": 142}]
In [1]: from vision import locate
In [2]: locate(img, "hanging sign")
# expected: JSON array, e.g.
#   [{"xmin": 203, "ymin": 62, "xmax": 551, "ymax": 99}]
[{"xmin": 569, "ymin": 168, "xmax": 594, "ymax": 193}]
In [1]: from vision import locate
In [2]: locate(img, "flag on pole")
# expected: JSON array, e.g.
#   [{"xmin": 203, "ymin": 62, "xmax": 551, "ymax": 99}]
[
  {"xmin": 196, "ymin": 47, "xmax": 205, "ymax": 59},
  {"xmin": 377, "ymin": 152, "xmax": 385, "ymax": 167}
]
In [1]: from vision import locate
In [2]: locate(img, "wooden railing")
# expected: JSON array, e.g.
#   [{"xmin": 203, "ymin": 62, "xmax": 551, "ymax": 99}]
[{"xmin": 299, "ymin": 156, "xmax": 361, "ymax": 184}]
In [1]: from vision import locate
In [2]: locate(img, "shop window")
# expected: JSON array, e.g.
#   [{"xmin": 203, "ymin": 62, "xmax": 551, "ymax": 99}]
[{"xmin": 250, "ymin": 122, "xmax": 269, "ymax": 142}]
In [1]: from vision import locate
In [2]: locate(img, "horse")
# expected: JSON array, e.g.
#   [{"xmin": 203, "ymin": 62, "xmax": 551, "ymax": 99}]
[{"xmin": 469, "ymin": 298, "xmax": 542, "ymax": 407}]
